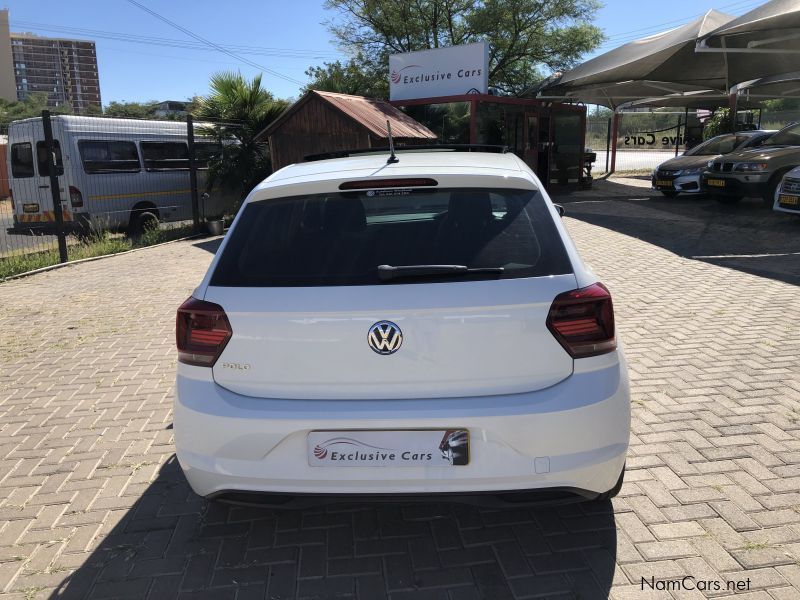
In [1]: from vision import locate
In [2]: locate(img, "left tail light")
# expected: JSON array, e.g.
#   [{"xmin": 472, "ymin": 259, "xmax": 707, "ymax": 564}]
[
  {"xmin": 69, "ymin": 186, "xmax": 83, "ymax": 208},
  {"xmin": 546, "ymin": 283, "xmax": 616, "ymax": 358},
  {"xmin": 176, "ymin": 297, "xmax": 232, "ymax": 366}
]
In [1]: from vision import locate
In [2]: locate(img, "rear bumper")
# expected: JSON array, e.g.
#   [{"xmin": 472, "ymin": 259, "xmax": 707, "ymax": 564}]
[
  {"xmin": 174, "ymin": 352, "xmax": 631, "ymax": 500},
  {"xmin": 10, "ymin": 212, "xmax": 90, "ymax": 232},
  {"xmin": 207, "ymin": 486, "xmax": 605, "ymax": 509}
]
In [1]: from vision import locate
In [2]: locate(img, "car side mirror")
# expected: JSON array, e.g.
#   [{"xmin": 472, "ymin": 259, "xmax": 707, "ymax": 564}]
[{"xmin": 554, "ymin": 203, "xmax": 565, "ymax": 218}]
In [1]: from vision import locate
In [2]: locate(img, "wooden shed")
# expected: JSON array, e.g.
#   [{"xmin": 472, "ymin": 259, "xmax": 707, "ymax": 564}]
[{"xmin": 257, "ymin": 90, "xmax": 437, "ymax": 171}]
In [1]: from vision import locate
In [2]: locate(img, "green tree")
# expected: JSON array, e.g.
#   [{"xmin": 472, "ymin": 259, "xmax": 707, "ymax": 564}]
[
  {"xmin": 0, "ymin": 93, "xmax": 73, "ymax": 132},
  {"xmin": 703, "ymin": 108, "xmax": 733, "ymax": 140},
  {"xmin": 761, "ymin": 98, "xmax": 800, "ymax": 112},
  {"xmin": 103, "ymin": 99, "xmax": 201, "ymax": 121},
  {"xmin": 312, "ymin": 0, "xmax": 603, "ymax": 96},
  {"xmin": 83, "ymin": 103, "xmax": 103, "ymax": 116},
  {"xmin": 589, "ymin": 104, "xmax": 613, "ymax": 119},
  {"xmin": 103, "ymin": 100, "xmax": 159, "ymax": 119},
  {"xmin": 304, "ymin": 52, "xmax": 388, "ymax": 97},
  {"xmin": 184, "ymin": 96, "xmax": 203, "ymax": 115},
  {"xmin": 195, "ymin": 71, "xmax": 289, "ymax": 200}
]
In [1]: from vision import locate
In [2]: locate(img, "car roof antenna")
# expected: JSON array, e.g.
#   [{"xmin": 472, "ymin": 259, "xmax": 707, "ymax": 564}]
[{"xmin": 386, "ymin": 120, "xmax": 399, "ymax": 164}]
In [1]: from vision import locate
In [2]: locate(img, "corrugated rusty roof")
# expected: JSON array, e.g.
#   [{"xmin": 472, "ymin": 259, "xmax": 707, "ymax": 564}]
[
  {"xmin": 313, "ymin": 91, "xmax": 436, "ymax": 139},
  {"xmin": 257, "ymin": 90, "xmax": 437, "ymax": 141}
]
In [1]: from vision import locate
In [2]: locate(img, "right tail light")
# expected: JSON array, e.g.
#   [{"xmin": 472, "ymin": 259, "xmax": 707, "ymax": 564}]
[
  {"xmin": 69, "ymin": 186, "xmax": 83, "ymax": 208},
  {"xmin": 176, "ymin": 297, "xmax": 232, "ymax": 367},
  {"xmin": 547, "ymin": 283, "xmax": 616, "ymax": 358}
]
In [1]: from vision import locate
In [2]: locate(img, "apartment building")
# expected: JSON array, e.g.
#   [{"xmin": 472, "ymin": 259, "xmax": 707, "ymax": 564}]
[{"xmin": 0, "ymin": 10, "xmax": 101, "ymax": 112}]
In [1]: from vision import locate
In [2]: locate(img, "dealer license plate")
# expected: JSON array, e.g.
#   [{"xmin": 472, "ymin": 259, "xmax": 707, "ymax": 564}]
[
  {"xmin": 707, "ymin": 178, "xmax": 726, "ymax": 188},
  {"xmin": 308, "ymin": 429, "xmax": 469, "ymax": 467},
  {"xmin": 655, "ymin": 180, "xmax": 673, "ymax": 188},
  {"xmin": 778, "ymin": 194, "xmax": 798, "ymax": 206}
]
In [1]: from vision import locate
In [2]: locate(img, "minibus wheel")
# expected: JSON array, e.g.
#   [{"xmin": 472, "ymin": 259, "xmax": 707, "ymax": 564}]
[{"xmin": 129, "ymin": 209, "xmax": 159, "ymax": 236}]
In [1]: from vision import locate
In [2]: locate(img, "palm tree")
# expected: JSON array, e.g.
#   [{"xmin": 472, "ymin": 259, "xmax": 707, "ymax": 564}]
[{"xmin": 196, "ymin": 72, "xmax": 288, "ymax": 201}]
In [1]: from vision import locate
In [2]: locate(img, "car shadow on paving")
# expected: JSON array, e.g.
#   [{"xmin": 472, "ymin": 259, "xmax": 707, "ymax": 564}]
[
  {"xmin": 50, "ymin": 457, "xmax": 618, "ymax": 599},
  {"xmin": 557, "ymin": 194, "xmax": 800, "ymax": 286},
  {"xmin": 193, "ymin": 238, "xmax": 223, "ymax": 255}
]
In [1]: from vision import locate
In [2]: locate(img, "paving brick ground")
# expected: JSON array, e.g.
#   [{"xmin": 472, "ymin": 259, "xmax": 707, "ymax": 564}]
[{"xmin": 0, "ymin": 182, "xmax": 798, "ymax": 599}]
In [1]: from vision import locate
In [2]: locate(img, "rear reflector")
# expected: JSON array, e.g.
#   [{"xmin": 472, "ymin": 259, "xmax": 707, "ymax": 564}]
[
  {"xmin": 176, "ymin": 297, "xmax": 232, "ymax": 367},
  {"xmin": 339, "ymin": 178, "xmax": 438, "ymax": 190},
  {"xmin": 546, "ymin": 283, "xmax": 616, "ymax": 359}
]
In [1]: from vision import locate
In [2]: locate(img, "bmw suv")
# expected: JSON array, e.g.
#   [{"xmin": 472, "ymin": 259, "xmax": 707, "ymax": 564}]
[
  {"xmin": 174, "ymin": 148, "xmax": 631, "ymax": 506},
  {"xmin": 701, "ymin": 122, "xmax": 800, "ymax": 205},
  {"xmin": 652, "ymin": 130, "xmax": 773, "ymax": 197}
]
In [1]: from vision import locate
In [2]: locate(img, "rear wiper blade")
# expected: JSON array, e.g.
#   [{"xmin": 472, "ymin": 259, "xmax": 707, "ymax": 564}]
[{"xmin": 377, "ymin": 264, "xmax": 504, "ymax": 281}]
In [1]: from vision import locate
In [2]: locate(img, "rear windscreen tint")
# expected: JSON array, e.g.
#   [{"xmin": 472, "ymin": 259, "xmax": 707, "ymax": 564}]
[{"xmin": 211, "ymin": 188, "xmax": 572, "ymax": 287}]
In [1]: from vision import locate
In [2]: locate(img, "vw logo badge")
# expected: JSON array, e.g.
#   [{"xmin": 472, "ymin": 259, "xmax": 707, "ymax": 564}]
[{"xmin": 368, "ymin": 321, "xmax": 402, "ymax": 355}]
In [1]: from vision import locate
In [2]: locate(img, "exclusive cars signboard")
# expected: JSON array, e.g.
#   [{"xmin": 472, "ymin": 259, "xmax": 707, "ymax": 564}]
[{"xmin": 389, "ymin": 42, "xmax": 489, "ymax": 101}]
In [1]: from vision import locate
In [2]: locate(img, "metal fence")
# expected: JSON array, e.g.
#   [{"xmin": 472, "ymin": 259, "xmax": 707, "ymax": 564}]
[
  {"xmin": 1, "ymin": 111, "xmax": 240, "ymax": 279},
  {"xmin": 586, "ymin": 118, "xmax": 612, "ymax": 174},
  {"xmin": 586, "ymin": 108, "xmax": 800, "ymax": 177},
  {"xmin": 587, "ymin": 113, "xmax": 687, "ymax": 175},
  {"xmin": 758, "ymin": 109, "xmax": 800, "ymax": 131}
]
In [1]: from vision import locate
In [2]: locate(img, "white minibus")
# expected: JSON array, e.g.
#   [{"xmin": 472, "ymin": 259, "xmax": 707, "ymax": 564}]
[{"xmin": 8, "ymin": 115, "xmax": 232, "ymax": 232}]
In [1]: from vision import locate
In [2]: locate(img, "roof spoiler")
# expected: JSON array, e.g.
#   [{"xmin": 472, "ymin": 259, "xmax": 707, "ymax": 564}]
[{"xmin": 304, "ymin": 144, "xmax": 509, "ymax": 162}]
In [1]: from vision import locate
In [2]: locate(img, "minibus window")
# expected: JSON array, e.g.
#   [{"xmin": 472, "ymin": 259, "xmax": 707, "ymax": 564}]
[
  {"xmin": 36, "ymin": 141, "xmax": 64, "ymax": 177},
  {"xmin": 141, "ymin": 142, "xmax": 189, "ymax": 170},
  {"xmin": 79, "ymin": 140, "xmax": 141, "ymax": 173},
  {"xmin": 10, "ymin": 143, "xmax": 34, "ymax": 178},
  {"xmin": 194, "ymin": 143, "xmax": 223, "ymax": 168}
]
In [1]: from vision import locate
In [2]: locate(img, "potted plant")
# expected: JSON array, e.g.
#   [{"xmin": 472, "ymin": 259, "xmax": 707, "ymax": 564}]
[{"xmin": 206, "ymin": 214, "xmax": 224, "ymax": 236}]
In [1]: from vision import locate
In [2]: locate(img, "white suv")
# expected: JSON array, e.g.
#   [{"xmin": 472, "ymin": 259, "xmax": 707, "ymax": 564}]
[{"xmin": 174, "ymin": 148, "xmax": 630, "ymax": 506}]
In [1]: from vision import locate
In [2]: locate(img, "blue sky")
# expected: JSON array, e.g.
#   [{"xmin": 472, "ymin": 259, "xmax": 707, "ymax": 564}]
[{"xmin": 5, "ymin": 0, "xmax": 767, "ymax": 105}]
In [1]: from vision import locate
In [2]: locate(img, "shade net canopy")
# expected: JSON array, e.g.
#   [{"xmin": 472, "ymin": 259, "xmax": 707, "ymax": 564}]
[
  {"xmin": 736, "ymin": 70, "xmax": 800, "ymax": 100},
  {"xmin": 696, "ymin": 0, "xmax": 800, "ymax": 83},
  {"xmin": 537, "ymin": 79, "xmax": 720, "ymax": 109},
  {"xmin": 539, "ymin": 10, "xmax": 734, "ymax": 100},
  {"xmin": 621, "ymin": 90, "xmax": 764, "ymax": 110}
]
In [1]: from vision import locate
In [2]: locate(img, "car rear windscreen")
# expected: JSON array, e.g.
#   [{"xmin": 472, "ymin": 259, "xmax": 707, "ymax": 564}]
[{"xmin": 210, "ymin": 188, "xmax": 572, "ymax": 287}]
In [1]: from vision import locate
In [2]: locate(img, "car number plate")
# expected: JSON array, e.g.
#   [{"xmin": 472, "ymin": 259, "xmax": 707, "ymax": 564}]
[
  {"xmin": 707, "ymin": 178, "xmax": 726, "ymax": 188},
  {"xmin": 655, "ymin": 180, "xmax": 673, "ymax": 188},
  {"xmin": 778, "ymin": 194, "xmax": 798, "ymax": 206},
  {"xmin": 308, "ymin": 429, "xmax": 469, "ymax": 467}
]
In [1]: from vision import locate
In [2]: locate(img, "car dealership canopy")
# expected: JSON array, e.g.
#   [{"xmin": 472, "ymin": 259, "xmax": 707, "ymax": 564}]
[
  {"xmin": 607, "ymin": 71, "xmax": 800, "ymax": 110},
  {"xmin": 538, "ymin": 9, "xmax": 733, "ymax": 108},
  {"xmin": 620, "ymin": 90, "xmax": 764, "ymax": 110},
  {"xmin": 538, "ymin": 0, "xmax": 800, "ymax": 109},
  {"xmin": 539, "ymin": 80, "xmax": 722, "ymax": 110},
  {"xmin": 736, "ymin": 70, "xmax": 800, "ymax": 102},
  {"xmin": 697, "ymin": 0, "xmax": 800, "ymax": 85}
]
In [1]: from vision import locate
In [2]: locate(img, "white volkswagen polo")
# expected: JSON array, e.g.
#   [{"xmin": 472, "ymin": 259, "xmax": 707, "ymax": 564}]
[{"xmin": 174, "ymin": 147, "xmax": 630, "ymax": 507}]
